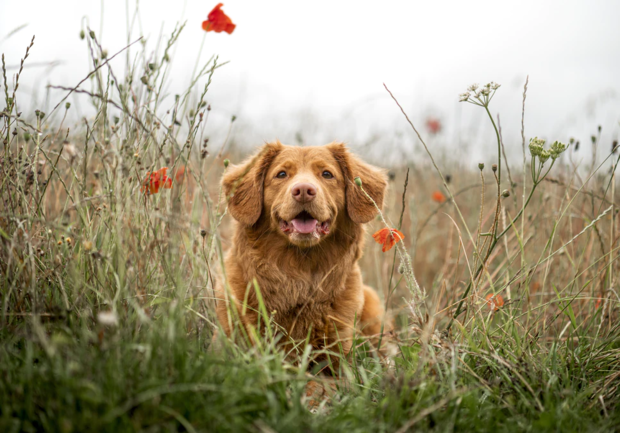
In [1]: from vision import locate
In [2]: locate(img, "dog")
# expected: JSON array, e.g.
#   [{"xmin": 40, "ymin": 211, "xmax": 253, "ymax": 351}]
[{"xmin": 216, "ymin": 141, "xmax": 388, "ymax": 366}]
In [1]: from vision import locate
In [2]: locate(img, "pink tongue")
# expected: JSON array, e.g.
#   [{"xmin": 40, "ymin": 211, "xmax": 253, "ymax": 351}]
[{"xmin": 290, "ymin": 218, "xmax": 318, "ymax": 234}]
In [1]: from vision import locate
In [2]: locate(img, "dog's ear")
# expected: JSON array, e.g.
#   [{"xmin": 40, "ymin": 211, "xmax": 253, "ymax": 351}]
[
  {"xmin": 222, "ymin": 142, "xmax": 283, "ymax": 225},
  {"xmin": 327, "ymin": 142, "xmax": 388, "ymax": 224}
]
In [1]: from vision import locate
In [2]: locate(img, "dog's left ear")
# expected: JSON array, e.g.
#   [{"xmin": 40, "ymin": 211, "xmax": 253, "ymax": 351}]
[
  {"xmin": 222, "ymin": 141, "xmax": 283, "ymax": 225},
  {"xmin": 327, "ymin": 142, "xmax": 388, "ymax": 224}
]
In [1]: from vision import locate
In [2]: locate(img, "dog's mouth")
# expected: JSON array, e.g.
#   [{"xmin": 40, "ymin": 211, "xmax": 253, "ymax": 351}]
[{"xmin": 279, "ymin": 210, "xmax": 331, "ymax": 237}]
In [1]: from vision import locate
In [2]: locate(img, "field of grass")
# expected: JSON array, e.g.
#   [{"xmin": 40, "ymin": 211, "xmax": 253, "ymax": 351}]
[{"xmin": 1, "ymin": 23, "xmax": 620, "ymax": 432}]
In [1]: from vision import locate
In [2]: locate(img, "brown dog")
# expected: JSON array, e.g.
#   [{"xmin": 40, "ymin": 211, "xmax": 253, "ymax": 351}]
[{"xmin": 216, "ymin": 141, "xmax": 388, "ymax": 363}]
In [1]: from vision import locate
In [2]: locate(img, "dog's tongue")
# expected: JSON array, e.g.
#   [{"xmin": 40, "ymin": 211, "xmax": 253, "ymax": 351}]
[{"xmin": 290, "ymin": 217, "xmax": 318, "ymax": 234}]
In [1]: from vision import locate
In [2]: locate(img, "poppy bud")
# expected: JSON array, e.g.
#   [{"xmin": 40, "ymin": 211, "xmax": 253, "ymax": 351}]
[
  {"xmin": 569, "ymin": 137, "xmax": 575, "ymax": 144},
  {"xmin": 231, "ymin": 115, "xmax": 236, "ymax": 122},
  {"xmin": 65, "ymin": 102, "xmax": 71, "ymax": 110},
  {"xmin": 89, "ymin": 30, "xmax": 95, "ymax": 39},
  {"xmin": 223, "ymin": 159, "xmax": 230, "ymax": 168},
  {"xmin": 612, "ymin": 141, "xmax": 618, "ymax": 154},
  {"xmin": 140, "ymin": 76, "xmax": 148, "ymax": 85},
  {"xmin": 200, "ymin": 229, "xmax": 207, "ymax": 238},
  {"xmin": 80, "ymin": 30, "xmax": 85, "ymax": 40},
  {"xmin": 354, "ymin": 177, "xmax": 362, "ymax": 187},
  {"xmin": 492, "ymin": 164, "xmax": 497, "ymax": 172},
  {"xmin": 101, "ymin": 50, "xmax": 108, "ymax": 59},
  {"xmin": 501, "ymin": 189, "xmax": 510, "ymax": 198},
  {"xmin": 591, "ymin": 135, "xmax": 596, "ymax": 144},
  {"xmin": 148, "ymin": 63, "xmax": 155, "ymax": 71},
  {"xmin": 23, "ymin": 132, "xmax": 31, "ymax": 141},
  {"xmin": 478, "ymin": 163, "xmax": 484, "ymax": 170},
  {"xmin": 598, "ymin": 125, "xmax": 602, "ymax": 133}
]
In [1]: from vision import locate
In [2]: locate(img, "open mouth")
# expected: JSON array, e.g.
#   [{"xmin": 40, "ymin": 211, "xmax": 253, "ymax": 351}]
[{"xmin": 279, "ymin": 210, "xmax": 331, "ymax": 237}]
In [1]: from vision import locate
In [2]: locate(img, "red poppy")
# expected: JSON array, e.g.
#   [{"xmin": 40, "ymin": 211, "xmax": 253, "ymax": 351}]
[
  {"xmin": 426, "ymin": 117, "xmax": 442, "ymax": 134},
  {"xmin": 485, "ymin": 293, "xmax": 505, "ymax": 312},
  {"xmin": 432, "ymin": 191, "xmax": 446, "ymax": 203},
  {"xmin": 141, "ymin": 167, "xmax": 173, "ymax": 195},
  {"xmin": 372, "ymin": 227, "xmax": 405, "ymax": 252},
  {"xmin": 595, "ymin": 298, "xmax": 603, "ymax": 309},
  {"xmin": 202, "ymin": 3, "xmax": 236, "ymax": 34}
]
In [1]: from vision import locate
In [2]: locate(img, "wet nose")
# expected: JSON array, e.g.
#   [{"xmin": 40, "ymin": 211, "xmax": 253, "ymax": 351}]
[{"xmin": 291, "ymin": 183, "xmax": 317, "ymax": 203}]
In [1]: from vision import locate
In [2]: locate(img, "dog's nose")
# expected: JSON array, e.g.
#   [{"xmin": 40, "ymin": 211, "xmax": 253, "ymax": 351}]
[{"xmin": 291, "ymin": 183, "xmax": 317, "ymax": 203}]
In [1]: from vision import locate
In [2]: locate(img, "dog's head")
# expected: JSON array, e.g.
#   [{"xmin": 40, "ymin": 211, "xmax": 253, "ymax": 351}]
[{"xmin": 222, "ymin": 142, "xmax": 387, "ymax": 247}]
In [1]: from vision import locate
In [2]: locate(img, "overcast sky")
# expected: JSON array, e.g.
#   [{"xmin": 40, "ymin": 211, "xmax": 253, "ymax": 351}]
[{"xmin": 1, "ymin": 0, "xmax": 619, "ymax": 164}]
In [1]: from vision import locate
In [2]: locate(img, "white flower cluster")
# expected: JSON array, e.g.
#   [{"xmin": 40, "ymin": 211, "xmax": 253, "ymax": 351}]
[{"xmin": 459, "ymin": 82, "xmax": 501, "ymax": 106}]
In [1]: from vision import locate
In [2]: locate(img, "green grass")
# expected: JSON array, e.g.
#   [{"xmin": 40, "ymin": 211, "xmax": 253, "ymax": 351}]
[{"xmin": 1, "ymin": 19, "xmax": 620, "ymax": 432}]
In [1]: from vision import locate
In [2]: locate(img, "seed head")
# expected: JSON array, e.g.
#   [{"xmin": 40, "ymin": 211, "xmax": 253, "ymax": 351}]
[
  {"xmin": 200, "ymin": 229, "xmax": 207, "ymax": 238},
  {"xmin": 478, "ymin": 163, "xmax": 484, "ymax": 171},
  {"xmin": 528, "ymin": 137, "xmax": 545, "ymax": 157},
  {"xmin": 492, "ymin": 164, "xmax": 497, "ymax": 172},
  {"xmin": 550, "ymin": 141, "xmax": 567, "ymax": 160},
  {"xmin": 501, "ymin": 189, "xmax": 510, "ymax": 198},
  {"xmin": 459, "ymin": 92, "xmax": 470, "ymax": 102}
]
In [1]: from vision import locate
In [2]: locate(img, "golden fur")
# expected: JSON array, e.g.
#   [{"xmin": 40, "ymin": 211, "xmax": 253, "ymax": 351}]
[{"xmin": 216, "ymin": 141, "xmax": 388, "ymax": 361}]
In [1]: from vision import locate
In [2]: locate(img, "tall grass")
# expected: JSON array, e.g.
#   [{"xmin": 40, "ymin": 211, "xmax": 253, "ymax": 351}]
[{"xmin": 1, "ymin": 19, "xmax": 619, "ymax": 433}]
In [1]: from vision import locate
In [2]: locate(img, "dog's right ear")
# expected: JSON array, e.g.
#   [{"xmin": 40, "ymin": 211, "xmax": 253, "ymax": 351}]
[{"xmin": 221, "ymin": 142, "xmax": 283, "ymax": 226}]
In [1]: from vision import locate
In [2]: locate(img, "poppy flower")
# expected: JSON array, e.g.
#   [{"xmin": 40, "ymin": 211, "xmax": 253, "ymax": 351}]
[
  {"xmin": 595, "ymin": 298, "xmax": 603, "ymax": 309},
  {"xmin": 485, "ymin": 293, "xmax": 505, "ymax": 312},
  {"xmin": 141, "ymin": 167, "xmax": 173, "ymax": 195},
  {"xmin": 432, "ymin": 191, "xmax": 446, "ymax": 203},
  {"xmin": 372, "ymin": 227, "xmax": 405, "ymax": 252},
  {"xmin": 425, "ymin": 117, "xmax": 442, "ymax": 134},
  {"xmin": 202, "ymin": 3, "xmax": 236, "ymax": 34}
]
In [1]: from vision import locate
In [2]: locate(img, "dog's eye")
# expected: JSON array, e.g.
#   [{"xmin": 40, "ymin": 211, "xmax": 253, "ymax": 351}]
[
  {"xmin": 276, "ymin": 171, "xmax": 287, "ymax": 179},
  {"xmin": 322, "ymin": 170, "xmax": 334, "ymax": 179}
]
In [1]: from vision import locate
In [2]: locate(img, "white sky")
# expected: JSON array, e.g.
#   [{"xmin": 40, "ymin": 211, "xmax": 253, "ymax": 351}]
[{"xmin": 1, "ymin": 0, "xmax": 619, "ymax": 165}]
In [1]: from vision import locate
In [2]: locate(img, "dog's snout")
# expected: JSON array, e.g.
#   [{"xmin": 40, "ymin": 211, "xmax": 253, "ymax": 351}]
[{"xmin": 291, "ymin": 182, "xmax": 317, "ymax": 203}]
